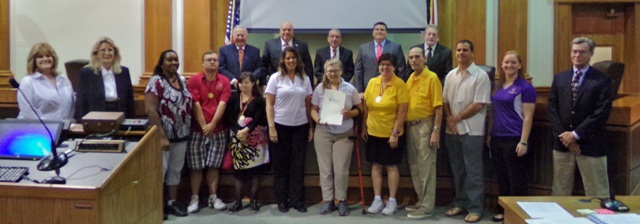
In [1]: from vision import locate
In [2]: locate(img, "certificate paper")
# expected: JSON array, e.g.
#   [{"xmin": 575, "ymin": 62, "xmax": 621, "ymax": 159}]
[{"xmin": 320, "ymin": 90, "xmax": 346, "ymax": 125}]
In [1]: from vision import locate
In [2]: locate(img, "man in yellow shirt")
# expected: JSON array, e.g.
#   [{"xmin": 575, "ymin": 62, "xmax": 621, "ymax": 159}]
[{"xmin": 404, "ymin": 47, "xmax": 443, "ymax": 219}]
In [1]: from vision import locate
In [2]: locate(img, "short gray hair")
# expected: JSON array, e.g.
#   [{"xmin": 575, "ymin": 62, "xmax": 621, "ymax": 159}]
[
  {"xmin": 425, "ymin": 24, "xmax": 439, "ymax": 34},
  {"xmin": 328, "ymin": 28, "xmax": 341, "ymax": 36},
  {"xmin": 571, "ymin": 37, "xmax": 595, "ymax": 52}
]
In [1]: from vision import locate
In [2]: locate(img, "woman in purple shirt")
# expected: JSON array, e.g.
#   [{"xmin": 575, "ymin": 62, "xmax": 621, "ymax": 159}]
[{"xmin": 488, "ymin": 51, "xmax": 536, "ymax": 222}]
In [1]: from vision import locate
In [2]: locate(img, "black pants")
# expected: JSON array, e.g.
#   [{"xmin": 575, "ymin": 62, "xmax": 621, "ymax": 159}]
[
  {"xmin": 269, "ymin": 123, "xmax": 309, "ymax": 206},
  {"xmin": 490, "ymin": 136, "xmax": 528, "ymax": 213}
]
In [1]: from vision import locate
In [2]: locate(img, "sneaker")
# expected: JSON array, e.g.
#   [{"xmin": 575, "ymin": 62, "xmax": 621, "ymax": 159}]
[
  {"xmin": 337, "ymin": 201, "xmax": 350, "ymax": 216},
  {"xmin": 407, "ymin": 210, "xmax": 433, "ymax": 219},
  {"xmin": 166, "ymin": 201, "xmax": 188, "ymax": 217},
  {"xmin": 318, "ymin": 201, "xmax": 336, "ymax": 215},
  {"xmin": 405, "ymin": 204, "xmax": 420, "ymax": 212},
  {"xmin": 367, "ymin": 199, "xmax": 384, "ymax": 214},
  {"xmin": 208, "ymin": 196, "xmax": 227, "ymax": 210},
  {"xmin": 187, "ymin": 196, "xmax": 200, "ymax": 213},
  {"xmin": 381, "ymin": 200, "xmax": 397, "ymax": 215}
]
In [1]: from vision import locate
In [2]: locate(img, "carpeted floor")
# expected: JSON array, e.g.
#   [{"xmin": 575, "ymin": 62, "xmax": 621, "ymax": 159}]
[{"xmin": 163, "ymin": 202, "xmax": 498, "ymax": 224}]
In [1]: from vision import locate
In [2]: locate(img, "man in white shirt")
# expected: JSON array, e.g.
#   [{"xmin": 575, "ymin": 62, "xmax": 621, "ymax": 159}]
[{"xmin": 441, "ymin": 40, "xmax": 491, "ymax": 223}]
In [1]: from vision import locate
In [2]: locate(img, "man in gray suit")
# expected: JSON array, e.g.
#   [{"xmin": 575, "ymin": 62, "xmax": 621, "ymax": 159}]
[
  {"xmin": 261, "ymin": 21, "xmax": 314, "ymax": 86},
  {"xmin": 313, "ymin": 29, "xmax": 354, "ymax": 82},
  {"xmin": 407, "ymin": 25, "xmax": 453, "ymax": 85},
  {"xmin": 354, "ymin": 21, "xmax": 406, "ymax": 94}
]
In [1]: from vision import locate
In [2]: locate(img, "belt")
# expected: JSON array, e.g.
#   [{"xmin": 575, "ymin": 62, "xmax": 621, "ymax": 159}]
[{"xmin": 405, "ymin": 117, "xmax": 432, "ymax": 127}]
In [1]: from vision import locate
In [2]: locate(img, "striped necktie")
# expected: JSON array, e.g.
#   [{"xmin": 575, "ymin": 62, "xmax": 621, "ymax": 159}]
[{"xmin": 572, "ymin": 70, "xmax": 582, "ymax": 105}]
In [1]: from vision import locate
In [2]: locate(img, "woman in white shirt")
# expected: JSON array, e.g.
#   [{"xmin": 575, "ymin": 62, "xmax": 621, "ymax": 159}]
[
  {"xmin": 265, "ymin": 47, "xmax": 313, "ymax": 213},
  {"xmin": 17, "ymin": 43, "xmax": 74, "ymax": 120}
]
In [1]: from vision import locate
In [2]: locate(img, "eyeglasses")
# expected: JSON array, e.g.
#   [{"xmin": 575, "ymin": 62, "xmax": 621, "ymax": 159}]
[
  {"xmin": 204, "ymin": 58, "xmax": 218, "ymax": 63},
  {"xmin": 326, "ymin": 69, "xmax": 341, "ymax": 74}
]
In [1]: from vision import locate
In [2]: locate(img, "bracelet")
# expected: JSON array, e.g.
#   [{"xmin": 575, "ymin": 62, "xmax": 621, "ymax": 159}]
[
  {"xmin": 519, "ymin": 142, "xmax": 528, "ymax": 146},
  {"xmin": 392, "ymin": 129, "xmax": 400, "ymax": 137},
  {"xmin": 433, "ymin": 126, "xmax": 440, "ymax": 130}
]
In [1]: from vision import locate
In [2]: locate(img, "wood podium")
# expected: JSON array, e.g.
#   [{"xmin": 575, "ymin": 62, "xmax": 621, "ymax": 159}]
[
  {"xmin": 0, "ymin": 126, "xmax": 162, "ymax": 224},
  {"xmin": 499, "ymin": 196, "xmax": 640, "ymax": 224}
]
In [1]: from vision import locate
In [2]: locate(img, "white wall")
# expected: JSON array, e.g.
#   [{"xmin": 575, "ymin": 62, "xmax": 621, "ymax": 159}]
[
  {"xmin": 528, "ymin": 0, "xmax": 554, "ymax": 87},
  {"xmin": 10, "ymin": 0, "xmax": 144, "ymax": 84}
]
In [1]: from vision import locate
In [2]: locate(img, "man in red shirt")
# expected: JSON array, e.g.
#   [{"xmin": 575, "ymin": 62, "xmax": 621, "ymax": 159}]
[{"xmin": 186, "ymin": 50, "xmax": 232, "ymax": 213}]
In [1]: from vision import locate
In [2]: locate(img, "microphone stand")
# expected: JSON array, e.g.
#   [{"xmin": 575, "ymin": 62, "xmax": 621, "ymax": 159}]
[{"xmin": 11, "ymin": 78, "xmax": 68, "ymax": 184}]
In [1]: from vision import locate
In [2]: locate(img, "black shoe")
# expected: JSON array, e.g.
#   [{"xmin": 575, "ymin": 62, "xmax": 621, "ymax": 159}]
[
  {"xmin": 250, "ymin": 199, "xmax": 260, "ymax": 212},
  {"xmin": 166, "ymin": 202, "xmax": 188, "ymax": 217},
  {"xmin": 277, "ymin": 203, "xmax": 289, "ymax": 213},
  {"xmin": 337, "ymin": 201, "xmax": 350, "ymax": 216},
  {"xmin": 229, "ymin": 201, "xmax": 243, "ymax": 213},
  {"xmin": 318, "ymin": 201, "xmax": 336, "ymax": 215},
  {"xmin": 294, "ymin": 204, "xmax": 307, "ymax": 213}
]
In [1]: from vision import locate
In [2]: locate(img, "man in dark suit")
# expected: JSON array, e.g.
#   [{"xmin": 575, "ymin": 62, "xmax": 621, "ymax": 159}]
[
  {"xmin": 407, "ymin": 25, "xmax": 452, "ymax": 85},
  {"xmin": 354, "ymin": 21, "xmax": 406, "ymax": 94},
  {"xmin": 218, "ymin": 25, "xmax": 263, "ymax": 89},
  {"xmin": 313, "ymin": 29, "xmax": 354, "ymax": 83},
  {"xmin": 548, "ymin": 37, "xmax": 613, "ymax": 197},
  {"xmin": 261, "ymin": 21, "xmax": 314, "ymax": 86}
]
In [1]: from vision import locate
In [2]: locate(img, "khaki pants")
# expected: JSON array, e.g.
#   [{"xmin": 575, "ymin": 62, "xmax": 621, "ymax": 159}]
[
  {"xmin": 314, "ymin": 127, "xmax": 354, "ymax": 201},
  {"xmin": 406, "ymin": 117, "xmax": 437, "ymax": 213},
  {"xmin": 552, "ymin": 150, "xmax": 610, "ymax": 197}
]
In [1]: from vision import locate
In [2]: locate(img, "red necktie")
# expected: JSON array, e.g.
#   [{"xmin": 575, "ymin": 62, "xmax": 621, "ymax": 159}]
[
  {"xmin": 376, "ymin": 43, "xmax": 382, "ymax": 62},
  {"xmin": 238, "ymin": 48, "xmax": 244, "ymax": 68}
]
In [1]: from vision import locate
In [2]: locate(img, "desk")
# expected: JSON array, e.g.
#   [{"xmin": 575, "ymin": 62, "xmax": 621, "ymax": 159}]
[
  {"xmin": 0, "ymin": 126, "xmax": 161, "ymax": 224},
  {"xmin": 499, "ymin": 196, "xmax": 640, "ymax": 224}
]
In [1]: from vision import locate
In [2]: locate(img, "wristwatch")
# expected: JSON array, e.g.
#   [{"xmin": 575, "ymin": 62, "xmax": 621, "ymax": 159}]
[{"xmin": 392, "ymin": 129, "xmax": 400, "ymax": 137}]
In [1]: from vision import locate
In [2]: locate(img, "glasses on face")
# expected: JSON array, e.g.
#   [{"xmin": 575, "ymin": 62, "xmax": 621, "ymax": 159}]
[
  {"xmin": 326, "ymin": 69, "xmax": 341, "ymax": 74},
  {"xmin": 204, "ymin": 58, "xmax": 218, "ymax": 63}
]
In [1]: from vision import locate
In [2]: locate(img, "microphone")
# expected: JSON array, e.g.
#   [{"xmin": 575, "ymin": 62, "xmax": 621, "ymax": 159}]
[
  {"xmin": 599, "ymin": 163, "xmax": 640, "ymax": 212},
  {"xmin": 9, "ymin": 78, "xmax": 19, "ymax": 88},
  {"xmin": 10, "ymin": 79, "xmax": 68, "ymax": 184}
]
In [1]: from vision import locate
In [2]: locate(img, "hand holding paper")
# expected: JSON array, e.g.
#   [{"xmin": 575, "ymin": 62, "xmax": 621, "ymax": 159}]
[{"xmin": 320, "ymin": 90, "xmax": 346, "ymax": 125}]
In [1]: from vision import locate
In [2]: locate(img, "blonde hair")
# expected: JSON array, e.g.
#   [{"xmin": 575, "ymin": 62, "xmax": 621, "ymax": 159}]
[
  {"xmin": 26, "ymin": 43, "xmax": 59, "ymax": 75},
  {"xmin": 322, "ymin": 59, "xmax": 342, "ymax": 89},
  {"xmin": 87, "ymin": 37, "xmax": 122, "ymax": 74}
]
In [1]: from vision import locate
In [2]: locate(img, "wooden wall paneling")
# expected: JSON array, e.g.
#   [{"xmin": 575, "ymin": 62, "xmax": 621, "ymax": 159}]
[
  {"xmin": 555, "ymin": 3, "xmax": 573, "ymax": 74},
  {"xmin": 572, "ymin": 3, "xmax": 626, "ymax": 34},
  {"xmin": 212, "ymin": 0, "xmax": 230, "ymax": 55},
  {"xmin": 438, "ymin": 0, "xmax": 455, "ymax": 50},
  {"xmin": 622, "ymin": 4, "xmax": 639, "ymax": 92},
  {"xmin": 0, "ymin": 0, "xmax": 12, "ymax": 88},
  {"xmin": 498, "ymin": 0, "xmax": 528, "ymax": 73},
  {"xmin": 141, "ymin": 0, "xmax": 173, "ymax": 86},
  {"xmin": 453, "ymin": 0, "xmax": 486, "ymax": 65},
  {"xmin": 183, "ymin": 0, "xmax": 213, "ymax": 75}
]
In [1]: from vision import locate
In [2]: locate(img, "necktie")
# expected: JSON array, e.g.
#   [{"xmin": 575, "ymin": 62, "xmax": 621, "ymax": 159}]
[
  {"xmin": 283, "ymin": 42, "xmax": 289, "ymax": 50},
  {"xmin": 572, "ymin": 70, "xmax": 582, "ymax": 105},
  {"xmin": 332, "ymin": 48, "xmax": 337, "ymax": 59},
  {"xmin": 238, "ymin": 48, "xmax": 244, "ymax": 68},
  {"xmin": 376, "ymin": 43, "xmax": 382, "ymax": 62},
  {"xmin": 426, "ymin": 47, "xmax": 433, "ymax": 61}
]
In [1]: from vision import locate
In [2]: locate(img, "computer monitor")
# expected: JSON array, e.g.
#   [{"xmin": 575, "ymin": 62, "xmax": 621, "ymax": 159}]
[{"xmin": 0, "ymin": 119, "xmax": 64, "ymax": 160}]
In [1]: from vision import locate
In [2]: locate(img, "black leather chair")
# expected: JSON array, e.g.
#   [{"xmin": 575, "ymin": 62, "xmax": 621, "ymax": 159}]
[
  {"xmin": 592, "ymin": 60, "xmax": 624, "ymax": 99},
  {"xmin": 64, "ymin": 59, "xmax": 90, "ymax": 91},
  {"xmin": 476, "ymin": 65, "xmax": 496, "ymax": 90}
]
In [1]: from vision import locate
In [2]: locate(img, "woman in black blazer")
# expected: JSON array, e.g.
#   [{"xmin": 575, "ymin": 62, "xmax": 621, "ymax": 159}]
[{"xmin": 75, "ymin": 37, "xmax": 135, "ymax": 121}]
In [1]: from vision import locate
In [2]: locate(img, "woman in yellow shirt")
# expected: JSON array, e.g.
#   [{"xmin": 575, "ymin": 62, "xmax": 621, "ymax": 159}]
[{"xmin": 361, "ymin": 53, "xmax": 408, "ymax": 215}]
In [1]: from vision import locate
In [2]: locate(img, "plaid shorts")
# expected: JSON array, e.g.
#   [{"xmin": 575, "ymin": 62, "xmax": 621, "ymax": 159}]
[{"xmin": 187, "ymin": 131, "xmax": 229, "ymax": 170}]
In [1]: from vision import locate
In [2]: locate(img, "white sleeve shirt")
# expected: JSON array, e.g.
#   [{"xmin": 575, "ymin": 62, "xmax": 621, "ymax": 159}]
[{"xmin": 17, "ymin": 72, "xmax": 75, "ymax": 120}]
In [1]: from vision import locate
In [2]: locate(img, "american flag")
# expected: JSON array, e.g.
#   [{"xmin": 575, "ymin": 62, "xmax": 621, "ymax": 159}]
[
  {"xmin": 224, "ymin": 0, "xmax": 241, "ymax": 45},
  {"xmin": 427, "ymin": 0, "xmax": 438, "ymax": 25}
]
